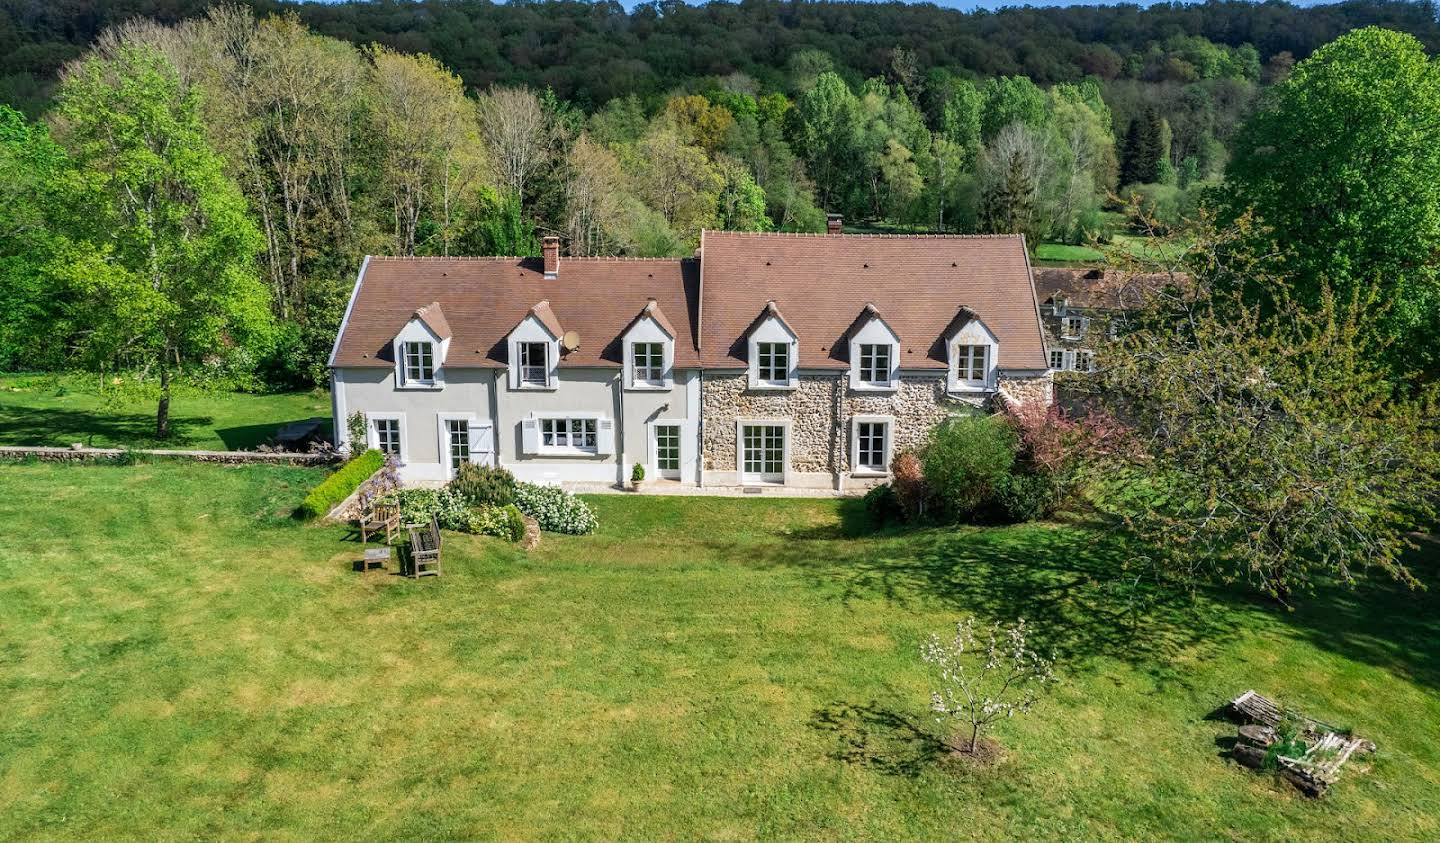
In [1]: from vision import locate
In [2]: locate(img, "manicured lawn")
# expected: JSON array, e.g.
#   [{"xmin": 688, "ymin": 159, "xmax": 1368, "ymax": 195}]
[
  {"xmin": 1034, "ymin": 241, "xmax": 1105, "ymax": 264},
  {"xmin": 1, "ymin": 461, "xmax": 1437, "ymax": 839},
  {"xmin": 0, "ymin": 373, "xmax": 330, "ymax": 450}
]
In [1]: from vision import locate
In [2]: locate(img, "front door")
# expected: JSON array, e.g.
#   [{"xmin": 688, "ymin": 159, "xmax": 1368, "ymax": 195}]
[
  {"xmin": 741, "ymin": 424, "xmax": 785, "ymax": 484},
  {"xmin": 655, "ymin": 423, "xmax": 681, "ymax": 480},
  {"xmin": 444, "ymin": 418, "xmax": 470, "ymax": 479}
]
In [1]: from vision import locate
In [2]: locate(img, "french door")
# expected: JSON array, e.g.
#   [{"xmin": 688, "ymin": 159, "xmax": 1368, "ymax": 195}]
[
  {"xmin": 741, "ymin": 424, "xmax": 785, "ymax": 484},
  {"xmin": 655, "ymin": 424, "xmax": 681, "ymax": 480},
  {"xmin": 445, "ymin": 419, "xmax": 470, "ymax": 478}
]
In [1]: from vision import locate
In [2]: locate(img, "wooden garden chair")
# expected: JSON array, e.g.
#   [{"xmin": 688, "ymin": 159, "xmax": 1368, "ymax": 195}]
[
  {"xmin": 407, "ymin": 515, "xmax": 442, "ymax": 578},
  {"xmin": 360, "ymin": 502, "xmax": 400, "ymax": 545}
]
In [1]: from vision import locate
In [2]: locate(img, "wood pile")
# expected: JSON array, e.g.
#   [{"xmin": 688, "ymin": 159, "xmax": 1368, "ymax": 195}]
[{"xmin": 1226, "ymin": 690, "xmax": 1375, "ymax": 798}]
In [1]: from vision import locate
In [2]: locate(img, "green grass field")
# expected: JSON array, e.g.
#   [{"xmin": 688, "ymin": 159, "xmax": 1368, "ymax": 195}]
[
  {"xmin": 1, "ymin": 460, "xmax": 1437, "ymax": 839},
  {"xmin": 0, "ymin": 373, "xmax": 330, "ymax": 450}
]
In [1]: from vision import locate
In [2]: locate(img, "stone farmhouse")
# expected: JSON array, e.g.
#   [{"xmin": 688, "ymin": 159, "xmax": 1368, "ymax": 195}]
[
  {"xmin": 1032, "ymin": 267, "xmax": 1178, "ymax": 374},
  {"xmin": 328, "ymin": 227, "xmax": 1053, "ymax": 490}
]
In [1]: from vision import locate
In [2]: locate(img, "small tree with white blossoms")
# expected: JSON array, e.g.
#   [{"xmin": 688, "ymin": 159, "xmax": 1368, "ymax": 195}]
[{"xmin": 921, "ymin": 617, "xmax": 1058, "ymax": 754}]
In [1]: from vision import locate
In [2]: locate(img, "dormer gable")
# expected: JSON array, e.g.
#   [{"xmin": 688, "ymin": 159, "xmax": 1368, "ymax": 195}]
[
  {"xmin": 507, "ymin": 301, "xmax": 562, "ymax": 390},
  {"xmin": 745, "ymin": 300, "xmax": 798, "ymax": 390},
  {"xmin": 943, "ymin": 306, "xmax": 999, "ymax": 393},
  {"xmin": 622, "ymin": 298, "xmax": 676, "ymax": 390},
  {"xmin": 847, "ymin": 303, "xmax": 900, "ymax": 391},
  {"xmin": 393, "ymin": 302, "xmax": 451, "ymax": 389}
]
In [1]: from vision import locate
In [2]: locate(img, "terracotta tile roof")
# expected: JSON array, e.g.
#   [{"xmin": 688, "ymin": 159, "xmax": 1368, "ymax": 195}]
[
  {"xmin": 1033, "ymin": 267, "xmax": 1185, "ymax": 310},
  {"xmin": 699, "ymin": 231, "xmax": 1048, "ymax": 371},
  {"xmin": 521, "ymin": 300, "xmax": 564, "ymax": 339},
  {"xmin": 330, "ymin": 257, "xmax": 700, "ymax": 369},
  {"xmin": 412, "ymin": 301, "xmax": 452, "ymax": 339}
]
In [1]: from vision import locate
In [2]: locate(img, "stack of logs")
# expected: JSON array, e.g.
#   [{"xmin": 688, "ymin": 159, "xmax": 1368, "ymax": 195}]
[{"xmin": 1227, "ymin": 690, "xmax": 1376, "ymax": 798}]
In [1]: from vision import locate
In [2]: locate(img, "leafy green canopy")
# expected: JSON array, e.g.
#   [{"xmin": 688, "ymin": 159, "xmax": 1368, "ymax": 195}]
[{"xmin": 1222, "ymin": 27, "xmax": 1440, "ymax": 381}]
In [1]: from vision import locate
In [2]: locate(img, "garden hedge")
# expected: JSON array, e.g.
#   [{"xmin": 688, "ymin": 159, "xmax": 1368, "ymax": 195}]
[{"xmin": 297, "ymin": 449, "xmax": 385, "ymax": 520}]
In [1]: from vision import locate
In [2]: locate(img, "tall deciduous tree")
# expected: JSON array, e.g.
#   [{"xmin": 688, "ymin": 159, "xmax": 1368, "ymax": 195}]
[
  {"xmin": 1223, "ymin": 26, "xmax": 1440, "ymax": 380},
  {"xmin": 54, "ymin": 46, "xmax": 268, "ymax": 437},
  {"xmin": 476, "ymin": 85, "xmax": 559, "ymax": 213}
]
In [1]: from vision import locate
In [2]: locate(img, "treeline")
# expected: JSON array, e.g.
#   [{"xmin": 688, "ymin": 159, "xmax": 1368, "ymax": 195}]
[{"xmin": 5, "ymin": 1, "xmax": 1440, "ymax": 112}]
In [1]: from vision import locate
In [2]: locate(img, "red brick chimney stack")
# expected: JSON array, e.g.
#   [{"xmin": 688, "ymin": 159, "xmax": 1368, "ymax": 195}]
[
  {"xmin": 542, "ymin": 236, "xmax": 560, "ymax": 279},
  {"xmin": 826, "ymin": 214, "xmax": 843, "ymax": 234}
]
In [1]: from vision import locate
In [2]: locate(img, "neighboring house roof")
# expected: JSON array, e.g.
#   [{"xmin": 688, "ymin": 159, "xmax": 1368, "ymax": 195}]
[
  {"xmin": 411, "ymin": 301, "xmax": 452, "ymax": 340},
  {"xmin": 1033, "ymin": 267, "xmax": 1186, "ymax": 310},
  {"xmin": 329, "ymin": 257, "xmax": 701, "ymax": 369},
  {"xmin": 699, "ymin": 231, "xmax": 1049, "ymax": 370}
]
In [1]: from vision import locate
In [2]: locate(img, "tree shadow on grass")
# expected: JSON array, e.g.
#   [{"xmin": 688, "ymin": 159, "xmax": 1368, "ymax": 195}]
[
  {"xmin": 809, "ymin": 700, "xmax": 950, "ymax": 777},
  {"xmin": 0, "ymin": 404, "xmax": 213, "ymax": 448}
]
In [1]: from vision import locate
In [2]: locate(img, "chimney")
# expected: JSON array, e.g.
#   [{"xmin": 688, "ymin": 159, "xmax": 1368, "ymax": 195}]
[
  {"xmin": 542, "ymin": 236, "xmax": 560, "ymax": 279},
  {"xmin": 826, "ymin": 213, "xmax": 843, "ymax": 235}
]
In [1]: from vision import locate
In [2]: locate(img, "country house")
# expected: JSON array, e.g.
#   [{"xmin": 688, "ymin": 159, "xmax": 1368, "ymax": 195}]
[{"xmin": 328, "ymin": 227, "xmax": 1053, "ymax": 489}]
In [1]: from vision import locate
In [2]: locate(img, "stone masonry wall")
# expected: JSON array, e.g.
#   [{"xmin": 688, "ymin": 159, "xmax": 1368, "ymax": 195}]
[{"xmin": 702, "ymin": 372, "xmax": 1054, "ymax": 477}]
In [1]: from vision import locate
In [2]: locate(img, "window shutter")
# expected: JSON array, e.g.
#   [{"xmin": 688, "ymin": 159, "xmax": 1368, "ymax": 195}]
[
  {"xmin": 508, "ymin": 341, "xmax": 519, "ymax": 390},
  {"xmin": 469, "ymin": 422, "xmax": 493, "ymax": 464},
  {"xmin": 521, "ymin": 418, "xmax": 539, "ymax": 454},
  {"xmin": 596, "ymin": 418, "xmax": 615, "ymax": 455},
  {"xmin": 747, "ymin": 342, "xmax": 759, "ymax": 389}
]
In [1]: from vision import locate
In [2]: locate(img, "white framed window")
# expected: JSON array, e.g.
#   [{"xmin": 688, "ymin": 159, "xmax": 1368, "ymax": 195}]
[
  {"xmin": 1074, "ymin": 349, "xmax": 1094, "ymax": 372},
  {"xmin": 1061, "ymin": 315, "xmax": 1088, "ymax": 341},
  {"xmin": 519, "ymin": 342, "xmax": 548, "ymax": 387},
  {"xmin": 852, "ymin": 416, "xmax": 892, "ymax": 474},
  {"xmin": 1049, "ymin": 349, "xmax": 1066, "ymax": 370},
  {"xmin": 633, "ymin": 342, "xmax": 665, "ymax": 387},
  {"xmin": 366, "ymin": 413, "xmax": 406, "ymax": 463},
  {"xmin": 403, "ymin": 341, "xmax": 434, "ymax": 385},
  {"xmin": 446, "ymin": 418, "xmax": 471, "ymax": 472},
  {"xmin": 757, "ymin": 342, "xmax": 789, "ymax": 385},
  {"xmin": 541, "ymin": 417, "xmax": 598, "ymax": 451},
  {"xmin": 957, "ymin": 344, "xmax": 989, "ymax": 382},
  {"xmin": 858, "ymin": 344, "xmax": 891, "ymax": 386}
]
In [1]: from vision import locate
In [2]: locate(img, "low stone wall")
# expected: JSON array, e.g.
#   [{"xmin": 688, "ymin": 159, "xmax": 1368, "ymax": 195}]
[{"xmin": 0, "ymin": 445, "xmax": 337, "ymax": 466}]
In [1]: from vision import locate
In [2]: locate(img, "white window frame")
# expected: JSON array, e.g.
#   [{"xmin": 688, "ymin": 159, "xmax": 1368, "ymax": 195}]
[
  {"xmin": 623, "ymin": 315, "xmax": 674, "ymax": 391},
  {"xmin": 436, "ymin": 412, "xmax": 479, "ymax": 481},
  {"xmin": 1049, "ymin": 349, "xmax": 1066, "ymax": 371},
  {"xmin": 747, "ymin": 315, "xmax": 797, "ymax": 390},
  {"xmin": 527, "ymin": 411, "xmax": 612, "ymax": 457},
  {"xmin": 507, "ymin": 315, "xmax": 559, "ymax": 391},
  {"xmin": 736, "ymin": 418, "xmax": 790, "ymax": 484},
  {"xmin": 755, "ymin": 342, "xmax": 790, "ymax": 386},
  {"xmin": 631, "ymin": 342, "xmax": 666, "ymax": 388},
  {"xmin": 848, "ymin": 315, "xmax": 900, "ymax": 391},
  {"xmin": 366, "ymin": 412, "xmax": 407, "ymax": 464},
  {"xmin": 947, "ymin": 317, "xmax": 999, "ymax": 394},
  {"xmin": 519, "ymin": 342, "xmax": 549, "ymax": 388},
  {"xmin": 857, "ymin": 344, "xmax": 891, "ymax": 386},
  {"xmin": 851, "ymin": 415, "xmax": 894, "ymax": 476},
  {"xmin": 1061, "ymin": 315, "xmax": 1089, "ymax": 341},
  {"xmin": 392, "ymin": 317, "xmax": 447, "ymax": 390},
  {"xmin": 1074, "ymin": 349, "xmax": 1095, "ymax": 373}
]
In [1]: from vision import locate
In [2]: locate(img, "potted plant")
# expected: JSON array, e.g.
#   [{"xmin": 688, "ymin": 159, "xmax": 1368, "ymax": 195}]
[{"xmin": 630, "ymin": 462, "xmax": 645, "ymax": 491}]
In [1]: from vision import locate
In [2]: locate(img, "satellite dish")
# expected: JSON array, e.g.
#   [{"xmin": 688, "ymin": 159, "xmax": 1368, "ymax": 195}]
[{"xmin": 561, "ymin": 330, "xmax": 581, "ymax": 352}]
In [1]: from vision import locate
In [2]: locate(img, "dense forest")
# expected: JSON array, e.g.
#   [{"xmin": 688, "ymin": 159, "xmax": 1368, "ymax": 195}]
[{"xmin": 2, "ymin": 0, "xmax": 1438, "ymax": 397}]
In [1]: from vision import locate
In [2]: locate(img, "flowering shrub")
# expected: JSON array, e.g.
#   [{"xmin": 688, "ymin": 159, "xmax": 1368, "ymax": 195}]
[
  {"xmin": 513, "ymin": 482, "xmax": 598, "ymax": 535},
  {"xmin": 890, "ymin": 451, "xmax": 929, "ymax": 521},
  {"xmin": 1001, "ymin": 401, "xmax": 1131, "ymax": 519},
  {"xmin": 380, "ymin": 489, "xmax": 527, "ymax": 541},
  {"xmin": 921, "ymin": 617, "xmax": 1058, "ymax": 754}
]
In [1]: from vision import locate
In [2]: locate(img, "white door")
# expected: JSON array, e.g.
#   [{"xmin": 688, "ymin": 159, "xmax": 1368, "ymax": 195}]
[
  {"xmin": 654, "ymin": 423, "xmax": 681, "ymax": 480},
  {"xmin": 444, "ymin": 418, "xmax": 470, "ymax": 480},
  {"xmin": 741, "ymin": 424, "xmax": 785, "ymax": 484}
]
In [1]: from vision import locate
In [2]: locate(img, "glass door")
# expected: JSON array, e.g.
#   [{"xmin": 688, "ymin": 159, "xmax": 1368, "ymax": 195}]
[
  {"xmin": 445, "ymin": 418, "xmax": 470, "ymax": 478},
  {"xmin": 741, "ymin": 425, "xmax": 785, "ymax": 484},
  {"xmin": 655, "ymin": 424, "xmax": 681, "ymax": 480}
]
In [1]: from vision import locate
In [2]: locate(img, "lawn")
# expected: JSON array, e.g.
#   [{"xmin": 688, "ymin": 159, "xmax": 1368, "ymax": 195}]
[
  {"xmin": 1034, "ymin": 234, "xmax": 1189, "ymax": 267},
  {"xmin": 0, "ymin": 373, "xmax": 330, "ymax": 450},
  {"xmin": 1, "ymin": 461, "xmax": 1437, "ymax": 840}
]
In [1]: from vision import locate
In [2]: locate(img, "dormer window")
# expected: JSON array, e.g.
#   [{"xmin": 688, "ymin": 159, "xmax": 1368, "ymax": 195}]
[
  {"xmin": 519, "ymin": 342, "xmax": 548, "ymax": 387},
  {"xmin": 633, "ymin": 342, "xmax": 665, "ymax": 386},
  {"xmin": 508, "ymin": 301, "xmax": 561, "ymax": 391},
  {"xmin": 746, "ymin": 301, "xmax": 798, "ymax": 390},
  {"xmin": 403, "ymin": 341, "xmax": 435, "ymax": 385},
  {"xmin": 392, "ymin": 301, "xmax": 450, "ymax": 390},
  {"xmin": 757, "ymin": 342, "xmax": 789, "ymax": 385},
  {"xmin": 957, "ymin": 344, "xmax": 989, "ymax": 382},
  {"xmin": 622, "ymin": 298, "xmax": 676, "ymax": 391},
  {"xmin": 945, "ymin": 307, "xmax": 999, "ymax": 393},
  {"xmin": 846, "ymin": 304, "xmax": 900, "ymax": 391},
  {"xmin": 1061, "ymin": 315, "xmax": 1088, "ymax": 341}
]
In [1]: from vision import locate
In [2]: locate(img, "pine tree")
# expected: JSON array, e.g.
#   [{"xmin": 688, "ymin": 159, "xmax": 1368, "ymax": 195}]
[{"xmin": 1120, "ymin": 107, "xmax": 1162, "ymax": 186}]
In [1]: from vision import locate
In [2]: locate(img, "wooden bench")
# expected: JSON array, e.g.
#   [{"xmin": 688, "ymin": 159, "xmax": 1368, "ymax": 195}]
[
  {"xmin": 360, "ymin": 502, "xmax": 400, "ymax": 545},
  {"xmin": 407, "ymin": 516, "xmax": 442, "ymax": 578}
]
